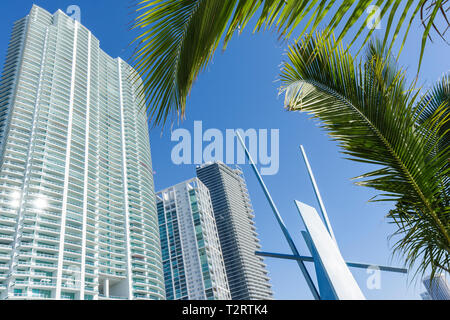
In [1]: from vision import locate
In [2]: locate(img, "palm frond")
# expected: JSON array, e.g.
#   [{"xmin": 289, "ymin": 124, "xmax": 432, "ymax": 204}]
[
  {"xmin": 131, "ymin": 0, "xmax": 444, "ymax": 125},
  {"xmin": 131, "ymin": 0, "xmax": 238, "ymax": 125},
  {"xmin": 417, "ymin": 72, "xmax": 450, "ymax": 154},
  {"xmin": 279, "ymin": 32, "xmax": 449, "ymax": 278}
]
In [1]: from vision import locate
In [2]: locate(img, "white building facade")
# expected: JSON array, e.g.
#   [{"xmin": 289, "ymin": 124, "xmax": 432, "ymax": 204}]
[
  {"xmin": 0, "ymin": 5, "xmax": 165, "ymax": 300},
  {"xmin": 156, "ymin": 178, "xmax": 230, "ymax": 300}
]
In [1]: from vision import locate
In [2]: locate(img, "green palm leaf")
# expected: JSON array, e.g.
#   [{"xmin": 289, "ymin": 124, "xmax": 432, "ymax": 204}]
[
  {"xmin": 279, "ymin": 33, "xmax": 449, "ymax": 277},
  {"xmin": 131, "ymin": 0, "xmax": 445, "ymax": 125},
  {"xmin": 417, "ymin": 72, "xmax": 450, "ymax": 154}
]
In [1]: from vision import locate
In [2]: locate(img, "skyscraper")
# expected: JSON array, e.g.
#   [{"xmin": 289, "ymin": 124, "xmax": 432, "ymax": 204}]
[
  {"xmin": 423, "ymin": 274, "xmax": 450, "ymax": 300},
  {"xmin": 156, "ymin": 178, "xmax": 230, "ymax": 300},
  {"xmin": 0, "ymin": 5, "xmax": 165, "ymax": 300},
  {"xmin": 196, "ymin": 162, "xmax": 273, "ymax": 300}
]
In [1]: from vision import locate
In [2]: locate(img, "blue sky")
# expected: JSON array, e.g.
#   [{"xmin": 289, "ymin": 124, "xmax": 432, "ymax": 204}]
[{"xmin": 1, "ymin": 1, "xmax": 448, "ymax": 300}]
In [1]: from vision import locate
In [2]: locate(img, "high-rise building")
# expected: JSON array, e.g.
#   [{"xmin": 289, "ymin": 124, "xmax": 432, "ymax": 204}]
[
  {"xmin": 0, "ymin": 5, "xmax": 165, "ymax": 300},
  {"xmin": 156, "ymin": 178, "xmax": 230, "ymax": 300},
  {"xmin": 196, "ymin": 162, "xmax": 273, "ymax": 300},
  {"xmin": 423, "ymin": 274, "xmax": 450, "ymax": 300}
]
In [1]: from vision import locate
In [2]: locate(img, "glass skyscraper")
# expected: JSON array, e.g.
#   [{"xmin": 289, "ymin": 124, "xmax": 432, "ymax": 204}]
[
  {"xmin": 196, "ymin": 162, "xmax": 273, "ymax": 300},
  {"xmin": 0, "ymin": 5, "xmax": 165, "ymax": 300},
  {"xmin": 156, "ymin": 178, "xmax": 230, "ymax": 300}
]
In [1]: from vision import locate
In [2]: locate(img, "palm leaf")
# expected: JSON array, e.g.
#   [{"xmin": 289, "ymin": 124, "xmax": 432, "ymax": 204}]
[
  {"xmin": 131, "ymin": 0, "xmax": 444, "ymax": 125},
  {"xmin": 279, "ymin": 33, "xmax": 449, "ymax": 277},
  {"xmin": 417, "ymin": 72, "xmax": 450, "ymax": 154}
]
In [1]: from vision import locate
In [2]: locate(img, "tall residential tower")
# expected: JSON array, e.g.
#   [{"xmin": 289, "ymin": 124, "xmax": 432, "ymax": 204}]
[
  {"xmin": 156, "ymin": 178, "xmax": 230, "ymax": 300},
  {"xmin": 0, "ymin": 5, "xmax": 165, "ymax": 300},
  {"xmin": 196, "ymin": 162, "xmax": 273, "ymax": 300}
]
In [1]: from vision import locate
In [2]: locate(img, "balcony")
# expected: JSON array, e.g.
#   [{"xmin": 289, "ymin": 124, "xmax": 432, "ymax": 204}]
[
  {"xmin": 36, "ymin": 234, "xmax": 59, "ymax": 242},
  {"xmin": 0, "ymin": 216, "xmax": 16, "ymax": 223},
  {"xmin": 0, "ymin": 234, "xmax": 14, "ymax": 242},
  {"xmin": 97, "ymin": 269, "xmax": 126, "ymax": 278},
  {"xmin": 0, "ymin": 244, "xmax": 12, "ymax": 251},
  {"xmin": 32, "ymin": 262, "xmax": 57, "ymax": 270},
  {"xmin": 0, "ymin": 225, "xmax": 15, "ymax": 232},
  {"xmin": 20, "ymin": 242, "xmax": 58, "ymax": 252},
  {"xmin": 35, "ymin": 253, "xmax": 58, "ymax": 261}
]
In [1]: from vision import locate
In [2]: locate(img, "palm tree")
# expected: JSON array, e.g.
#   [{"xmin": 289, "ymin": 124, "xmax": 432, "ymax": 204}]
[
  {"xmin": 279, "ymin": 33, "xmax": 449, "ymax": 278},
  {"xmin": 130, "ymin": 0, "xmax": 448, "ymax": 125}
]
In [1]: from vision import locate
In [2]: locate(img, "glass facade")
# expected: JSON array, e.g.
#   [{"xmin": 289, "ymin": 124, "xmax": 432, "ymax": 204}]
[
  {"xmin": 157, "ymin": 178, "xmax": 230, "ymax": 300},
  {"xmin": 0, "ymin": 5, "xmax": 165, "ymax": 300}
]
